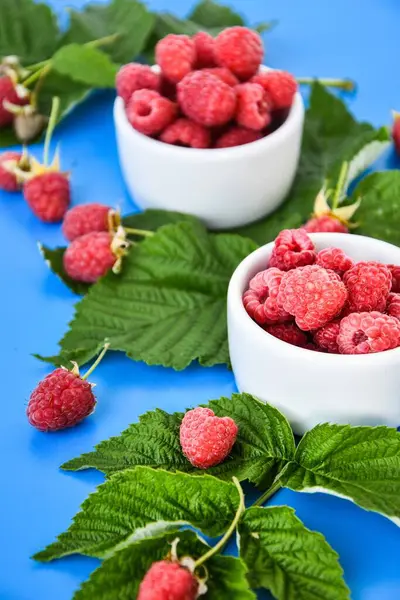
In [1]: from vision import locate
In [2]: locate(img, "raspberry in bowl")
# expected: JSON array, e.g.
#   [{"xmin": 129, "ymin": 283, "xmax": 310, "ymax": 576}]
[
  {"xmin": 113, "ymin": 28, "xmax": 304, "ymax": 229},
  {"xmin": 227, "ymin": 231, "xmax": 400, "ymax": 434}
]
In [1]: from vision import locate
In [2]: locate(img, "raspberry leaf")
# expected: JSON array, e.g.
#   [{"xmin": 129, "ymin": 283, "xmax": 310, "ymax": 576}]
[
  {"xmin": 33, "ymin": 468, "xmax": 240, "ymax": 562},
  {"xmin": 51, "ymin": 45, "xmax": 117, "ymax": 88},
  {"xmin": 39, "ymin": 245, "xmax": 90, "ymax": 296},
  {"xmin": 239, "ymin": 506, "xmax": 349, "ymax": 599},
  {"xmin": 188, "ymin": 0, "xmax": 246, "ymax": 28},
  {"xmin": 37, "ymin": 71, "xmax": 92, "ymax": 126}
]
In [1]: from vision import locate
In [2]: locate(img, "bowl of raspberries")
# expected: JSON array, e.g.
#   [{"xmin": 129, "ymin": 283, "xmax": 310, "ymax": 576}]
[
  {"xmin": 114, "ymin": 27, "xmax": 304, "ymax": 229},
  {"xmin": 227, "ymin": 229, "xmax": 400, "ymax": 434}
]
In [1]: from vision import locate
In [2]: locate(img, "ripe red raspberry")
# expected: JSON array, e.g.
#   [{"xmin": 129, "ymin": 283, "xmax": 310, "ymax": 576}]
[
  {"xmin": 393, "ymin": 112, "xmax": 400, "ymax": 155},
  {"xmin": 278, "ymin": 265, "xmax": 348, "ymax": 330},
  {"xmin": 214, "ymin": 27, "xmax": 263, "ymax": 80},
  {"xmin": 156, "ymin": 34, "xmax": 196, "ymax": 83},
  {"xmin": 303, "ymin": 215, "xmax": 348, "ymax": 234},
  {"xmin": 62, "ymin": 203, "xmax": 113, "ymax": 241},
  {"xmin": 201, "ymin": 67, "xmax": 238, "ymax": 87},
  {"xmin": 388, "ymin": 265, "xmax": 400, "ymax": 293},
  {"xmin": 264, "ymin": 322, "xmax": 308, "ymax": 347},
  {"xmin": 138, "ymin": 560, "xmax": 198, "ymax": 600},
  {"xmin": 193, "ymin": 31, "xmax": 216, "ymax": 68},
  {"xmin": 24, "ymin": 172, "xmax": 70, "ymax": 222},
  {"xmin": 316, "ymin": 247, "xmax": 353, "ymax": 275},
  {"xmin": 338, "ymin": 311, "xmax": 400, "ymax": 354},
  {"xmin": 177, "ymin": 71, "xmax": 236, "ymax": 127},
  {"xmin": 0, "ymin": 151, "xmax": 22, "ymax": 191},
  {"xmin": 236, "ymin": 83, "xmax": 271, "ymax": 131},
  {"xmin": 116, "ymin": 63, "xmax": 160, "ymax": 105},
  {"xmin": 313, "ymin": 321, "xmax": 340, "ymax": 353},
  {"xmin": 63, "ymin": 231, "xmax": 118, "ymax": 283},
  {"xmin": 0, "ymin": 76, "xmax": 27, "ymax": 126},
  {"xmin": 180, "ymin": 407, "xmax": 238, "ymax": 469},
  {"xmin": 250, "ymin": 70, "xmax": 297, "ymax": 111},
  {"xmin": 126, "ymin": 89, "xmax": 177, "ymax": 136},
  {"xmin": 160, "ymin": 118, "xmax": 211, "ymax": 149},
  {"xmin": 343, "ymin": 261, "xmax": 392, "ymax": 312},
  {"xmin": 387, "ymin": 293, "xmax": 400, "ymax": 320},
  {"xmin": 27, "ymin": 368, "xmax": 96, "ymax": 431},
  {"xmin": 243, "ymin": 267, "xmax": 291, "ymax": 325},
  {"xmin": 215, "ymin": 126, "xmax": 262, "ymax": 148},
  {"xmin": 269, "ymin": 229, "xmax": 316, "ymax": 271}
]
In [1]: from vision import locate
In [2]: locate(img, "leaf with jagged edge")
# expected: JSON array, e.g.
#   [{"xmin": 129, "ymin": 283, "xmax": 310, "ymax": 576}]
[
  {"xmin": 39, "ymin": 245, "xmax": 90, "ymax": 296},
  {"xmin": 51, "ymin": 45, "xmax": 117, "ymax": 88}
]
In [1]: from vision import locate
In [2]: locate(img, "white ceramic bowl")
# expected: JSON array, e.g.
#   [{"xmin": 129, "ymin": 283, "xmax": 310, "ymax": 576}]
[
  {"xmin": 113, "ymin": 68, "xmax": 305, "ymax": 230},
  {"xmin": 228, "ymin": 233, "xmax": 400, "ymax": 435}
]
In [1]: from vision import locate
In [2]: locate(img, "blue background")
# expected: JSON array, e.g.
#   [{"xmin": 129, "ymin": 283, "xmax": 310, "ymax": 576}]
[{"xmin": 1, "ymin": 1, "xmax": 400, "ymax": 599}]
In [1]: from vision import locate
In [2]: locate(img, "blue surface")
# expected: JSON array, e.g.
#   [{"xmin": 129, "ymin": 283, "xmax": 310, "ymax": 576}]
[{"xmin": 1, "ymin": 1, "xmax": 400, "ymax": 599}]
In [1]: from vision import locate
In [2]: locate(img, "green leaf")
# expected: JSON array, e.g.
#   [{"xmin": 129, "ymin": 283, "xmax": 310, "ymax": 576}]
[
  {"xmin": 37, "ymin": 71, "xmax": 92, "ymax": 124},
  {"xmin": 188, "ymin": 0, "xmax": 245, "ymax": 28},
  {"xmin": 279, "ymin": 423, "xmax": 400, "ymax": 525},
  {"xmin": 233, "ymin": 83, "xmax": 390, "ymax": 245},
  {"xmin": 74, "ymin": 530, "xmax": 256, "ymax": 600},
  {"xmin": 0, "ymin": 0, "xmax": 59, "ymax": 64},
  {"xmin": 38, "ymin": 221, "xmax": 258, "ymax": 370},
  {"xmin": 61, "ymin": 393, "xmax": 295, "ymax": 490},
  {"xmin": 0, "ymin": 126, "xmax": 19, "ymax": 148},
  {"xmin": 39, "ymin": 245, "xmax": 90, "ymax": 296},
  {"xmin": 122, "ymin": 208, "xmax": 200, "ymax": 231},
  {"xmin": 52, "ymin": 45, "xmax": 117, "ymax": 88},
  {"xmin": 33, "ymin": 467, "xmax": 240, "ymax": 562},
  {"xmin": 239, "ymin": 506, "xmax": 349, "ymax": 600}
]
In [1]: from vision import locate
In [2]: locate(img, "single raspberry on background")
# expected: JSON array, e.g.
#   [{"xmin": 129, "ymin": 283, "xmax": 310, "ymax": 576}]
[
  {"xmin": 177, "ymin": 71, "xmax": 236, "ymax": 127},
  {"xmin": 116, "ymin": 63, "xmax": 160, "ymax": 105},
  {"xmin": 160, "ymin": 118, "xmax": 211, "ymax": 149},
  {"xmin": 269, "ymin": 229, "xmax": 316, "ymax": 271},
  {"xmin": 264, "ymin": 322, "xmax": 308, "ymax": 347},
  {"xmin": 156, "ymin": 34, "xmax": 196, "ymax": 83},
  {"xmin": 214, "ymin": 26, "xmax": 263, "ymax": 80},
  {"xmin": 243, "ymin": 267, "xmax": 291, "ymax": 325},
  {"xmin": 343, "ymin": 261, "xmax": 392, "ymax": 312},
  {"xmin": 193, "ymin": 31, "xmax": 216, "ymax": 68},
  {"xmin": 0, "ymin": 76, "xmax": 28, "ymax": 126},
  {"xmin": 388, "ymin": 265, "xmax": 400, "ymax": 292},
  {"xmin": 387, "ymin": 293, "xmax": 400, "ymax": 320},
  {"xmin": 62, "ymin": 203, "xmax": 114, "ymax": 241},
  {"xmin": 303, "ymin": 215, "xmax": 349, "ymax": 234},
  {"xmin": 337, "ymin": 311, "xmax": 400, "ymax": 354},
  {"xmin": 180, "ymin": 407, "xmax": 238, "ymax": 469},
  {"xmin": 24, "ymin": 172, "xmax": 70, "ymax": 222},
  {"xmin": 215, "ymin": 126, "xmax": 262, "ymax": 148},
  {"xmin": 63, "ymin": 231, "xmax": 118, "ymax": 283},
  {"xmin": 316, "ymin": 247, "xmax": 353, "ymax": 274},
  {"xmin": 138, "ymin": 560, "xmax": 198, "ymax": 600},
  {"xmin": 251, "ymin": 70, "xmax": 297, "ymax": 111},
  {"xmin": 200, "ymin": 67, "xmax": 238, "ymax": 87},
  {"xmin": 0, "ymin": 151, "xmax": 22, "ymax": 191},
  {"xmin": 392, "ymin": 111, "xmax": 400, "ymax": 155},
  {"xmin": 313, "ymin": 321, "xmax": 341, "ymax": 353},
  {"xmin": 126, "ymin": 89, "xmax": 177, "ymax": 136},
  {"xmin": 235, "ymin": 83, "xmax": 271, "ymax": 131},
  {"xmin": 278, "ymin": 265, "xmax": 348, "ymax": 330}
]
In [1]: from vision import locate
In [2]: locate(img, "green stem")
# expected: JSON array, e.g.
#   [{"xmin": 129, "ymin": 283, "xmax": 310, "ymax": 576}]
[
  {"xmin": 23, "ymin": 64, "xmax": 51, "ymax": 88},
  {"xmin": 43, "ymin": 96, "xmax": 60, "ymax": 167},
  {"xmin": 297, "ymin": 77, "xmax": 356, "ymax": 92},
  {"xmin": 332, "ymin": 161, "xmax": 349, "ymax": 210},
  {"xmin": 81, "ymin": 343, "xmax": 110, "ymax": 381},
  {"xmin": 86, "ymin": 33, "xmax": 120, "ymax": 49},
  {"xmin": 194, "ymin": 477, "xmax": 245, "ymax": 570},
  {"xmin": 252, "ymin": 480, "xmax": 282, "ymax": 507},
  {"xmin": 124, "ymin": 227, "xmax": 154, "ymax": 237}
]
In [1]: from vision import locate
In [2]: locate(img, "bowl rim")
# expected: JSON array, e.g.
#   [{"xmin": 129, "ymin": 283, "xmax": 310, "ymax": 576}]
[{"xmin": 228, "ymin": 232, "xmax": 400, "ymax": 364}]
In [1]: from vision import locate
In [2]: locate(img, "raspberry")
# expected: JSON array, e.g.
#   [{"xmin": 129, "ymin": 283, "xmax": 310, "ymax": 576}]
[
  {"xmin": 24, "ymin": 172, "xmax": 70, "ymax": 222},
  {"xmin": 160, "ymin": 118, "xmax": 211, "ymax": 149},
  {"xmin": 393, "ymin": 112, "xmax": 400, "ymax": 156},
  {"xmin": 337, "ymin": 311, "xmax": 400, "ymax": 354},
  {"xmin": 201, "ymin": 67, "xmax": 238, "ymax": 87},
  {"xmin": 278, "ymin": 265, "xmax": 348, "ymax": 330},
  {"xmin": 215, "ymin": 126, "xmax": 262, "ymax": 149},
  {"xmin": 316, "ymin": 247, "xmax": 353, "ymax": 275},
  {"xmin": 387, "ymin": 293, "xmax": 400, "ymax": 320},
  {"xmin": 264, "ymin": 323, "xmax": 308, "ymax": 347},
  {"xmin": 0, "ymin": 76, "xmax": 27, "ymax": 126},
  {"xmin": 63, "ymin": 231, "xmax": 117, "ymax": 283},
  {"xmin": 214, "ymin": 27, "xmax": 263, "ymax": 80},
  {"xmin": 116, "ymin": 63, "xmax": 160, "ymax": 105},
  {"xmin": 303, "ymin": 215, "xmax": 348, "ymax": 234},
  {"xmin": 156, "ymin": 34, "xmax": 196, "ymax": 83},
  {"xmin": 180, "ymin": 407, "xmax": 238, "ymax": 469},
  {"xmin": 251, "ymin": 70, "xmax": 297, "ymax": 111},
  {"xmin": 177, "ymin": 71, "xmax": 236, "ymax": 127},
  {"xmin": 388, "ymin": 265, "xmax": 400, "ymax": 293},
  {"xmin": 313, "ymin": 321, "xmax": 340, "ymax": 353},
  {"xmin": 138, "ymin": 560, "xmax": 198, "ymax": 600},
  {"xmin": 343, "ymin": 261, "xmax": 392, "ymax": 312},
  {"xmin": 236, "ymin": 83, "xmax": 271, "ymax": 131},
  {"xmin": 0, "ymin": 151, "xmax": 22, "ymax": 191},
  {"xmin": 126, "ymin": 89, "xmax": 177, "ymax": 136},
  {"xmin": 62, "ymin": 203, "xmax": 113, "ymax": 241},
  {"xmin": 243, "ymin": 267, "xmax": 291, "ymax": 325},
  {"xmin": 269, "ymin": 229, "xmax": 316, "ymax": 271},
  {"xmin": 193, "ymin": 31, "xmax": 216, "ymax": 68}
]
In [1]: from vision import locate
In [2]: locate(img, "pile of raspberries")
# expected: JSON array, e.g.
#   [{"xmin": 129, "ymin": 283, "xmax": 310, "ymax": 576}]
[
  {"xmin": 243, "ymin": 229, "xmax": 400, "ymax": 354},
  {"xmin": 116, "ymin": 26, "xmax": 297, "ymax": 149}
]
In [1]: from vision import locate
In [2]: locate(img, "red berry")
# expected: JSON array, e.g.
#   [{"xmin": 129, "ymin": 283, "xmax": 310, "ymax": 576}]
[
  {"xmin": 116, "ymin": 63, "xmax": 160, "ymax": 105},
  {"xmin": 269, "ymin": 229, "xmax": 316, "ymax": 271},
  {"xmin": 251, "ymin": 70, "xmax": 297, "ymax": 111},
  {"xmin": 343, "ymin": 261, "xmax": 392, "ymax": 312},
  {"xmin": 201, "ymin": 67, "xmax": 238, "ymax": 87},
  {"xmin": 63, "ymin": 231, "xmax": 116, "ymax": 283},
  {"xmin": 264, "ymin": 322, "xmax": 308, "ymax": 347},
  {"xmin": 337, "ymin": 311, "xmax": 400, "ymax": 354},
  {"xmin": 215, "ymin": 126, "xmax": 262, "ymax": 148},
  {"xmin": 303, "ymin": 215, "xmax": 348, "ymax": 234},
  {"xmin": 243, "ymin": 267, "xmax": 291, "ymax": 325},
  {"xmin": 177, "ymin": 71, "xmax": 236, "ymax": 127},
  {"xmin": 180, "ymin": 407, "xmax": 238, "ymax": 469},
  {"xmin": 27, "ymin": 368, "xmax": 96, "ymax": 432},
  {"xmin": 388, "ymin": 264, "xmax": 400, "ymax": 293},
  {"xmin": 193, "ymin": 31, "xmax": 216, "ymax": 68},
  {"xmin": 156, "ymin": 34, "xmax": 196, "ymax": 83},
  {"xmin": 214, "ymin": 27, "xmax": 263, "ymax": 80},
  {"xmin": 387, "ymin": 293, "xmax": 400, "ymax": 320},
  {"xmin": 126, "ymin": 89, "xmax": 177, "ymax": 136},
  {"xmin": 0, "ymin": 151, "xmax": 21, "ymax": 191},
  {"xmin": 393, "ymin": 112, "xmax": 400, "ymax": 155},
  {"xmin": 278, "ymin": 265, "xmax": 348, "ymax": 331},
  {"xmin": 24, "ymin": 172, "xmax": 70, "ymax": 222},
  {"xmin": 0, "ymin": 76, "xmax": 27, "ymax": 127},
  {"xmin": 313, "ymin": 321, "xmax": 341, "ymax": 353},
  {"xmin": 62, "ymin": 203, "xmax": 112, "ymax": 241},
  {"xmin": 236, "ymin": 83, "xmax": 271, "ymax": 131},
  {"xmin": 138, "ymin": 560, "xmax": 198, "ymax": 600},
  {"xmin": 160, "ymin": 118, "xmax": 211, "ymax": 149},
  {"xmin": 316, "ymin": 247, "xmax": 353, "ymax": 275}
]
